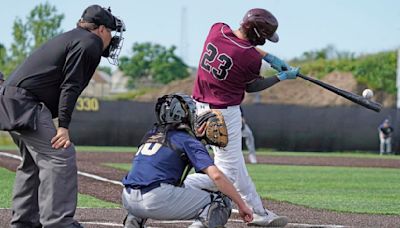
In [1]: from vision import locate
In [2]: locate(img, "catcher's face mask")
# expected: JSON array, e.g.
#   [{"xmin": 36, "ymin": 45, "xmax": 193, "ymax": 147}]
[
  {"xmin": 102, "ymin": 17, "xmax": 125, "ymax": 65},
  {"xmin": 155, "ymin": 93, "xmax": 197, "ymax": 132}
]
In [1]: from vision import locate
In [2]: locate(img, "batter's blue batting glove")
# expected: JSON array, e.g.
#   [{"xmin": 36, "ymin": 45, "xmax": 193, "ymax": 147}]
[
  {"xmin": 277, "ymin": 67, "xmax": 300, "ymax": 80},
  {"xmin": 263, "ymin": 53, "xmax": 290, "ymax": 72}
]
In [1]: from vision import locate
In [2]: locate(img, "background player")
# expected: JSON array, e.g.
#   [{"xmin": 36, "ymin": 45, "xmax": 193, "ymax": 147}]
[
  {"xmin": 378, "ymin": 119, "xmax": 394, "ymax": 155},
  {"xmin": 241, "ymin": 106, "xmax": 257, "ymax": 164},
  {"xmin": 187, "ymin": 8, "xmax": 299, "ymax": 227},
  {"xmin": 122, "ymin": 94, "xmax": 253, "ymax": 228}
]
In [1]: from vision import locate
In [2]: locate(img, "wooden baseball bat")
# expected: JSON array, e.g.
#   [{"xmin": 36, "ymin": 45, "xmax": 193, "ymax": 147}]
[{"xmin": 297, "ymin": 73, "xmax": 382, "ymax": 112}]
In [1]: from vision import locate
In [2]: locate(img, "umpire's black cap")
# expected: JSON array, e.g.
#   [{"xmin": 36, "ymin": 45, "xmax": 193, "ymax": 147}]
[{"xmin": 81, "ymin": 5, "xmax": 118, "ymax": 31}]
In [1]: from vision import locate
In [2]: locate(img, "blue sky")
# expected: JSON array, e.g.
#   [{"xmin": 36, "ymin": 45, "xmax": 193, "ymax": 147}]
[{"xmin": 1, "ymin": 0, "xmax": 400, "ymax": 69}]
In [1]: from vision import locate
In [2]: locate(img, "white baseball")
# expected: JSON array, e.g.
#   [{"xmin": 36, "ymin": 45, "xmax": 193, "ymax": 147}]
[{"xmin": 362, "ymin": 89, "xmax": 373, "ymax": 99}]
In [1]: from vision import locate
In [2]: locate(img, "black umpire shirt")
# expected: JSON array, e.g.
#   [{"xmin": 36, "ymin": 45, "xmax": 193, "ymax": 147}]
[{"xmin": 5, "ymin": 27, "xmax": 103, "ymax": 129}]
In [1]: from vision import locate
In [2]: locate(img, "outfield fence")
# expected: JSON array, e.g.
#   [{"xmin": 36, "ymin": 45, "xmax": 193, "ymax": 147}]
[{"xmin": 69, "ymin": 99, "xmax": 399, "ymax": 153}]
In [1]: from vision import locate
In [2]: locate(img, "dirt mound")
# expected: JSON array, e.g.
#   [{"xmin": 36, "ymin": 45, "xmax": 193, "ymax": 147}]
[
  {"xmin": 133, "ymin": 72, "xmax": 395, "ymax": 107},
  {"xmin": 134, "ymin": 77, "xmax": 194, "ymax": 103}
]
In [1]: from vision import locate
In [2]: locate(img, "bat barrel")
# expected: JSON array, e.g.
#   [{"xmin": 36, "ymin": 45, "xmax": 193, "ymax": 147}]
[{"xmin": 297, "ymin": 73, "xmax": 382, "ymax": 112}]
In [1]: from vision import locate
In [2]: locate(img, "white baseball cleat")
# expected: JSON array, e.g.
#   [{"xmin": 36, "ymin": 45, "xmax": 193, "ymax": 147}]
[
  {"xmin": 248, "ymin": 153, "xmax": 258, "ymax": 164},
  {"xmin": 247, "ymin": 210, "xmax": 289, "ymax": 227}
]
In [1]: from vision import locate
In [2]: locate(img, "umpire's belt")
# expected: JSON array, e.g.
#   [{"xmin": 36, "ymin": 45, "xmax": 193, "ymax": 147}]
[{"xmin": 125, "ymin": 182, "xmax": 162, "ymax": 195}]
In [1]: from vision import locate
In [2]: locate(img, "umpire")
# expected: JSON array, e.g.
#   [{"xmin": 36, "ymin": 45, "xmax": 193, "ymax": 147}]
[{"xmin": 0, "ymin": 5, "xmax": 125, "ymax": 228}]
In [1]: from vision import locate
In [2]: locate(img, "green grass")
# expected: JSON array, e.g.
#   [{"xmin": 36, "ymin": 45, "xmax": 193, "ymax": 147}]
[
  {"xmin": 0, "ymin": 132, "xmax": 14, "ymax": 146},
  {"xmin": 105, "ymin": 163, "xmax": 400, "ymax": 215},
  {"xmin": 0, "ymin": 167, "xmax": 15, "ymax": 207},
  {"xmin": 250, "ymin": 164, "xmax": 400, "ymax": 215},
  {"xmin": 1, "ymin": 144, "xmax": 398, "ymax": 160},
  {"xmin": 252, "ymin": 149, "xmax": 400, "ymax": 160},
  {"xmin": 0, "ymin": 167, "xmax": 119, "ymax": 208},
  {"xmin": 105, "ymin": 163, "xmax": 132, "ymax": 171},
  {"xmin": 0, "ymin": 145, "xmax": 18, "ymax": 150}
]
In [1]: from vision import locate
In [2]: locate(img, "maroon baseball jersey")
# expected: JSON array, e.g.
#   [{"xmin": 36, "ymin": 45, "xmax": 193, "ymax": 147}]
[{"xmin": 192, "ymin": 23, "xmax": 262, "ymax": 107}]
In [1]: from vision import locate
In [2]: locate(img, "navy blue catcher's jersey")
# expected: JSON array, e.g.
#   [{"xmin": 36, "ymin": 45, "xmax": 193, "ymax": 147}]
[{"xmin": 122, "ymin": 129, "xmax": 214, "ymax": 187}]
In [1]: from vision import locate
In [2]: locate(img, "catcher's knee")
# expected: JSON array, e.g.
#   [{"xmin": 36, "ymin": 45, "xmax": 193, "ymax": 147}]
[{"xmin": 199, "ymin": 192, "xmax": 232, "ymax": 228}]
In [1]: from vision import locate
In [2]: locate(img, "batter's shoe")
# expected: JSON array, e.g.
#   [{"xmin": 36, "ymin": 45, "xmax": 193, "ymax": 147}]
[
  {"xmin": 248, "ymin": 153, "xmax": 258, "ymax": 164},
  {"xmin": 247, "ymin": 210, "xmax": 288, "ymax": 227}
]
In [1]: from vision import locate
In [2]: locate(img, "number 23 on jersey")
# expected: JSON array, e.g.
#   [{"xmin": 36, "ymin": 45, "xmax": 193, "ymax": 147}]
[{"xmin": 200, "ymin": 42, "xmax": 233, "ymax": 81}]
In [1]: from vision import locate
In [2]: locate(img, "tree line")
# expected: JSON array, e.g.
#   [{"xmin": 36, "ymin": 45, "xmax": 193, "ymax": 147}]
[
  {"xmin": 0, "ymin": 3, "xmax": 397, "ymax": 94},
  {"xmin": 0, "ymin": 2, "xmax": 189, "ymax": 87}
]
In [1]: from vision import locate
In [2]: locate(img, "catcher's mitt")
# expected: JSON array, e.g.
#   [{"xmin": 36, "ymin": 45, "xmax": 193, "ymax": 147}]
[{"xmin": 195, "ymin": 110, "xmax": 228, "ymax": 147}]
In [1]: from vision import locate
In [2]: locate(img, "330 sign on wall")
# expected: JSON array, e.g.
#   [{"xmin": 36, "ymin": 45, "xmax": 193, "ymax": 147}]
[{"xmin": 76, "ymin": 97, "xmax": 100, "ymax": 112}]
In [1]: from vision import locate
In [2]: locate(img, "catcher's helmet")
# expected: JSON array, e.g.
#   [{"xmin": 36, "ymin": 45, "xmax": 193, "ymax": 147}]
[
  {"xmin": 241, "ymin": 8, "xmax": 279, "ymax": 46},
  {"xmin": 155, "ymin": 93, "xmax": 197, "ymax": 132}
]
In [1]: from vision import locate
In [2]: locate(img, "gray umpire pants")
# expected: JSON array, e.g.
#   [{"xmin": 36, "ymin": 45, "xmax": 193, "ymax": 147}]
[
  {"xmin": 9, "ymin": 104, "xmax": 78, "ymax": 228},
  {"xmin": 122, "ymin": 183, "xmax": 212, "ymax": 221}
]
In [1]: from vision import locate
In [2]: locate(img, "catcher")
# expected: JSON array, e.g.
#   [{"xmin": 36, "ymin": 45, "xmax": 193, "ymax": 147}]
[{"xmin": 121, "ymin": 93, "xmax": 252, "ymax": 228}]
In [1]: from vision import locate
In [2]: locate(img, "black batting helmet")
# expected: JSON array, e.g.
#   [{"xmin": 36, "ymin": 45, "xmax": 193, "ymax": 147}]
[{"xmin": 241, "ymin": 8, "xmax": 279, "ymax": 46}]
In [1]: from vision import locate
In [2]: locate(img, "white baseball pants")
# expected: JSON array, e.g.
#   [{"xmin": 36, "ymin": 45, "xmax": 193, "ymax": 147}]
[{"xmin": 184, "ymin": 101, "xmax": 265, "ymax": 214}]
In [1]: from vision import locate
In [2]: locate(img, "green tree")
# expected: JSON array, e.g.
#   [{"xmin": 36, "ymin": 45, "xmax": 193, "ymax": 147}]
[
  {"xmin": 0, "ymin": 44, "xmax": 13, "ymax": 77},
  {"xmin": 6, "ymin": 2, "xmax": 64, "ymax": 76},
  {"xmin": 0, "ymin": 44, "xmax": 8, "ymax": 69},
  {"xmin": 291, "ymin": 50, "xmax": 396, "ymax": 94},
  {"xmin": 119, "ymin": 42, "xmax": 189, "ymax": 86}
]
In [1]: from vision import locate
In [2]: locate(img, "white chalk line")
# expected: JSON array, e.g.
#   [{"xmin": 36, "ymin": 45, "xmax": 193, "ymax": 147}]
[
  {"xmin": 0, "ymin": 151, "xmax": 348, "ymax": 228},
  {"xmin": 0, "ymin": 151, "xmax": 123, "ymax": 186}
]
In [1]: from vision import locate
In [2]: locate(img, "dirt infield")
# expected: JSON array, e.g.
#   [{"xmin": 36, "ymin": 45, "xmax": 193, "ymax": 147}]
[{"xmin": 1, "ymin": 150, "xmax": 399, "ymax": 227}]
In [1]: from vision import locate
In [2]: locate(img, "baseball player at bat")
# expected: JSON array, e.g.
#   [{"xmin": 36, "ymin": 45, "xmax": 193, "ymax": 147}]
[
  {"xmin": 121, "ymin": 93, "xmax": 253, "ymax": 228},
  {"xmin": 186, "ymin": 8, "xmax": 299, "ymax": 227}
]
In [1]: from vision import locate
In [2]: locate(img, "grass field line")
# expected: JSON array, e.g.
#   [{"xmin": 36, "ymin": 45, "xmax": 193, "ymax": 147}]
[
  {"xmin": 0, "ymin": 151, "xmax": 123, "ymax": 186},
  {"xmin": 0, "ymin": 151, "xmax": 348, "ymax": 228}
]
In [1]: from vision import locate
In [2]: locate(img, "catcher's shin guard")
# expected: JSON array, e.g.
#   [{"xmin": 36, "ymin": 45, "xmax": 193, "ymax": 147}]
[{"xmin": 200, "ymin": 192, "xmax": 232, "ymax": 228}]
